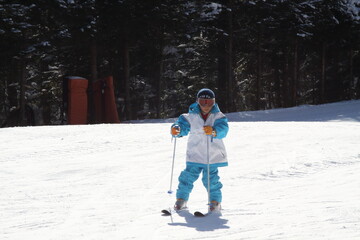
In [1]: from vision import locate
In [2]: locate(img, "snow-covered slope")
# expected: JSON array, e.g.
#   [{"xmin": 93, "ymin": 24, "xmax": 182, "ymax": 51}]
[
  {"xmin": 227, "ymin": 100, "xmax": 360, "ymax": 122},
  {"xmin": 1, "ymin": 101, "xmax": 360, "ymax": 240}
]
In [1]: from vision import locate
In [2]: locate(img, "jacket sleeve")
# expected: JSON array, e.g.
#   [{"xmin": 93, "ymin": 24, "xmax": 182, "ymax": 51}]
[
  {"xmin": 172, "ymin": 114, "xmax": 191, "ymax": 137},
  {"xmin": 213, "ymin": 116, "xmax": 229, "ymax": 139}
]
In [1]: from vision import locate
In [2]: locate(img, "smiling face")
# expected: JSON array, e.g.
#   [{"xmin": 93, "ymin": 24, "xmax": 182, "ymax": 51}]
[{"xmin": 199, "ymin": 104, "xmax": 212, "ymax": 114}]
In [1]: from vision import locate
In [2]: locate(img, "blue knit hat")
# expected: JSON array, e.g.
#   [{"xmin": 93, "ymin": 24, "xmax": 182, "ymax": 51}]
[{"xmin": 197, "ymin": 88, "xmax": 215, "ymax": 99}]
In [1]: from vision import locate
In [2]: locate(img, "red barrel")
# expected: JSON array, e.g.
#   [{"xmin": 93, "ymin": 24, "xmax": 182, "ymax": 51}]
[{"xmin": 67, "ymin": 77, "xmax": 88, "ymax": 124}]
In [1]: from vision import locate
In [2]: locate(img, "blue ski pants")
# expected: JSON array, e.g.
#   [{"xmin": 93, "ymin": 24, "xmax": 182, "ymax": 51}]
[{"xmin": 176, "ymin": 164, "xmax": 223, "ymax": 202}]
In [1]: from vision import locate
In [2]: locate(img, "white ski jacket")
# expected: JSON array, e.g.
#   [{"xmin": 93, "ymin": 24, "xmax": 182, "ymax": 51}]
[{"xmin": 172, "ymin": 103, "xmax": 228, "ymax": 167}]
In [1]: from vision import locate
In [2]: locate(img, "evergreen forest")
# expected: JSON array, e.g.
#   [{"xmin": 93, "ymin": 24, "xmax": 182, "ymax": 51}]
[{"xmin": 1, "ymin": 0, "xmax": 360, "ymax": 126}]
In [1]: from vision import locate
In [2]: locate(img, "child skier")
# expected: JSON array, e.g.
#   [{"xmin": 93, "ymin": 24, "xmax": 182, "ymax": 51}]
[{"xmin": 170, "ymin": 88, "xmax": 229, "ymax": 212}]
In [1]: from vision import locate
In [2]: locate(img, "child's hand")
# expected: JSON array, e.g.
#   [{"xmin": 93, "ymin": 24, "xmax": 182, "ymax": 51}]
[
  {"xmin": 203, "ymin": 126, "xmax": 216, "ymax": 137},
  {"xmin": 171, "ymin": 125, "xmax": 180, "ymax": 136}
]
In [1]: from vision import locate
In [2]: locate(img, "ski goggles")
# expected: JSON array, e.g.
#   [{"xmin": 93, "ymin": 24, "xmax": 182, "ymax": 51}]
[{"xmin": 197, "ymin": 98, "xmax": 215, "ymax": 107}]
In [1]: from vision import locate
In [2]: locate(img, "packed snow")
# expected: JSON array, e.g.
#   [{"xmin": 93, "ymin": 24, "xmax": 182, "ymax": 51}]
[{"xmin": 1, "ymin": 100, "xmax": 360, "ymax": 240}]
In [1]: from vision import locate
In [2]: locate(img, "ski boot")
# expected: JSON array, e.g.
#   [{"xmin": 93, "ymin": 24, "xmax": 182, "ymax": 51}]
[
  {"xmin": 209, "ymin": 201, "xmax": 221, "ymax": 212},
  {"xmin": 174, "ymin": 198, "xmax": 187, "ymax": 211}
]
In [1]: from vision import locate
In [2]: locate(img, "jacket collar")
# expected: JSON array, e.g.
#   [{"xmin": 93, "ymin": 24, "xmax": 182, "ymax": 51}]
[{"xmin": 188, "ymin": 102, "xmax": 221, "ymax": 114}]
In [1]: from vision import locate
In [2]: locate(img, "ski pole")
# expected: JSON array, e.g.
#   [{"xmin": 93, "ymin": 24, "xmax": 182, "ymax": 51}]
[
  {"xmin": 168, "ymin": 137, "xmax": 177, "ymax": 194},
  {"xmin": 207, "ymin": 135, "xmax": 211, "ymax": 212}
]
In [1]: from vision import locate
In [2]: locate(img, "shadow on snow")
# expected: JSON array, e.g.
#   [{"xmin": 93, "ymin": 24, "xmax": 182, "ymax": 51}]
[{"xmin": 167, "ymin": 210, "xmax": 230, "ymax": 232}]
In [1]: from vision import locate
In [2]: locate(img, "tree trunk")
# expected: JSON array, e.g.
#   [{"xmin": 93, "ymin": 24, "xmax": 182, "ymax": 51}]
[
  {"xmin": 8, "ymin": 58, "xmax": 18, "ymax": 110},
  {"xmin": 154, "ymin": 25, "xmax": 164, "ymax": 119},
  {"xmin": 349, "ymin": 48, "xmax": 354, "ymax": 98},
  {"xmin": 320, "ymin": 41, "xmax": 326, "ymax": 103},
  {"xmin": 18, "ymin": 58, "xmax": 26, "ymax": 126},
  {"xmin": 155, "ymin": 55, "xmax": 163, "ymax": 119},
  {"xmin": 282, "ymin": 53, "xmax": 290, "ymax": 107},
  {"xmin": 40, "ymin": 60, "xmax": 51, "ymax": 125},
  {"xmin": 0, "ymin": 75, "xmax": 6, "ymax": 122},
  {"xmin": 350, "ymin": 46, "xmax": 360, "ymax": 99},
  {"xmin": 292, "ymin": 38, "xmax": 298, "ymax": 106},
  {"xmin": 122, "ymin": 39, "xmax": 132, "ymax": 120},
  {"xmin": 217, "ymin": 48, "xmax": 227, "ymax": 111},
  {"xmin": 274, "ymin": 56, "xmax": 282, "ymax": 108},
  {"xmin": 255, "ymin": 26, "xmax": 262, "ymax": 110},
  {"xmin": 89, "ymin": 38, "xmax": 97, "ymax": 123},
  {"xmin": 226, "ymin": 0, "xmax": 234, "ymax": 112}
]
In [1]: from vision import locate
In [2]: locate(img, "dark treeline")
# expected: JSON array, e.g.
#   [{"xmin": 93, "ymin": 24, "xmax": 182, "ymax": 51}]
[{"xmin": 1, "ymin": 0, "xmax": 359, "ymax": 126}]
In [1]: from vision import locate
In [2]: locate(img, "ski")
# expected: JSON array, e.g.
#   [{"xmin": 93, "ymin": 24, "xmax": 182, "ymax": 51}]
[
  {"xmin": 194, "ymin": 210, "xmax": 221, "ymax": 217},
  {"xmin": 163, "ymin": 209, "xmax": 219, "ymax": 217},
  {"xmin": 161, "ymin": 209, "xmax": 172, "ymax": 216},
  {"xmin": 194, "ymin": 211, "xmax": 208, "ymax": 217}
]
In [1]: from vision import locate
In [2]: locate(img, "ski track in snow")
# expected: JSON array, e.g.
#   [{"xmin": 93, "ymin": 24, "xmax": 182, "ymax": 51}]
[{"xmin": 1, "ymin": 101, "xmax": 360, "ymax": 240}]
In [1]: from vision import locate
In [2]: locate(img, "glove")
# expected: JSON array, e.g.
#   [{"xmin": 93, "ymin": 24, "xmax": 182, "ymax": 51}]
[
  {"xmin": 171, "ymin": 125, "xmax": 180, "ymax": 136},
  {"xmin": 203, "ymin": 126, "xmax": 216, "ymax": 137}
]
